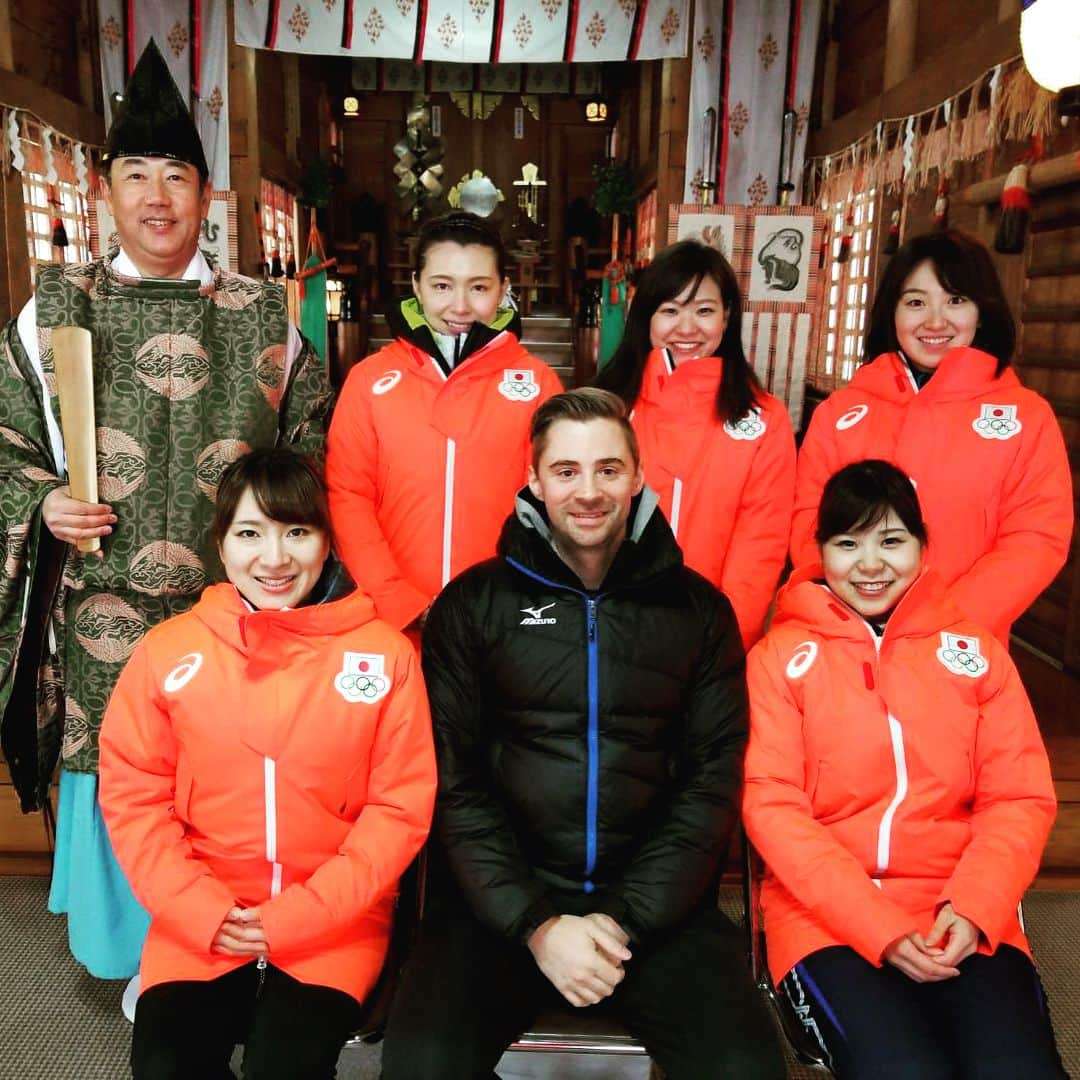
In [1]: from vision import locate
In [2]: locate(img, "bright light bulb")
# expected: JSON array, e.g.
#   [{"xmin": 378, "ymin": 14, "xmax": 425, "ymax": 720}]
[{"xmin": 1021, "ymin": 0, "xmax": 1080, "ymax": 93}]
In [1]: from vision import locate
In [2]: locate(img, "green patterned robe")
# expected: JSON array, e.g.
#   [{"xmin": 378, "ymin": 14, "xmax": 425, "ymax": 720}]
[{"xmin": 0, "ymin": 249, "xmax": 333, "ymax": 809}]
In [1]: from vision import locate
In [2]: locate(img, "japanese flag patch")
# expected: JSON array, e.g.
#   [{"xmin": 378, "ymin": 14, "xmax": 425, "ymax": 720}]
[
  {"xmin": 936, "ymin": 633, "xmax": 989, "ymax": 678},
  {"xmin": 724, "ymin": 408, "xmax": 766, "ymax": 441},
  {"xmin": 335, "ymin": 652, "xmax": 392, "ymax": 703},
  {"xmin": 498, "ymin": 369, "xmax": 541, "ymax": 402},
  {"xmin": 973, "ymin": 403, "xmax": 1021, "ymax": 441}
]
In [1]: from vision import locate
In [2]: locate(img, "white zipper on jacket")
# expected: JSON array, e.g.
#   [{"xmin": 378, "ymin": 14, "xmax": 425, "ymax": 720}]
[
  {"xmin": 862, "ymin": 628, "xmax": 909, "ymax": 877},
  {"xmin": 263, "ymin": 757, "xmax": 283, "ymax": 897},
  {"xmin": 670, "ymin": 477, "xmax": 683, "ymax": 539},
  {"xmin": 442, "ymin": 438, "xmax": 456, "ymax": 587},
  {"xmin": 426, "ymin": 354, "xmax": 457, "ymax": 588}
]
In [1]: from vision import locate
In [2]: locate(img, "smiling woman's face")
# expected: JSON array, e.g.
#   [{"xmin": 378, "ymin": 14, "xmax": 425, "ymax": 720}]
[
  {"xmin": 894, "ymin": 259, "xmax": 979, "ymax": 372},
  {"xmin": 821, "ymin": 509, "xmax": 924, "ymax": 619},
  {"xmin": 219, "ymin": 488, "xmax": 330, "ymax": 609},
  {"xmin": 647, "ymin": 274, "xmax": 729, "ymax": 363}
]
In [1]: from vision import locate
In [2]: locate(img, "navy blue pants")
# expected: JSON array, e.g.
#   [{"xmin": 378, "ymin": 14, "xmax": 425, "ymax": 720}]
[
  {"xmin": 781, "ymin": 944, "xmax": 1067, "ymax": 1079},
  {"xmin": 383, "ymin": 904, "xmax": 786, "ymax": 1080},
  {"xmin": 131, "ymin": 961, "xmax": 363, "ymax": 1080}
]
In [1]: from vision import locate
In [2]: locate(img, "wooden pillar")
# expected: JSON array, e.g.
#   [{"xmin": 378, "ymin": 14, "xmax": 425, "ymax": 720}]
[
  {"xmin": 655, "ymin": 56, "xmax": 692, "ymax": 250},
  {"xmin": 228, "ymin": 8, "xmax": 264, "ymax": 277},
  {"xmin": 820, "ymin": 0, "xmax": 840, "ymax": 126},
  {"xmin": 0, "ymin": 169, "xmax": 32, "ymax": 324},
  {"xmin": 283, "ymin": 54, "xmax": 301, "ymax": 167},
  {"xmin": 883, "ymin": 0, "xmax": 918, "ymax": 92},
  {"xmin": 0, "ymin": 3, "xmax": 13, "ymax": 72}
]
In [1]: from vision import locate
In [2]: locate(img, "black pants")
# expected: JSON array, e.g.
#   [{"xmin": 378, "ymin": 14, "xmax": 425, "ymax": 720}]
[
  {"xmin": 382, "ymin": 905, "xmax": 787, "ymax": 1080},
  {"xmin": 781, "ymin": 944, "xmax": 1068, "ymax": 1079},
  {"xmin": 131, "ymin": 961, "xmax": 364, "ymax": 1080}
]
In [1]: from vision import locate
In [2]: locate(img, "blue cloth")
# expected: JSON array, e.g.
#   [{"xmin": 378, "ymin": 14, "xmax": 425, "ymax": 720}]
[{"xmin": 47, "ymin": 769, "xmax": 149, "ymax": 979}]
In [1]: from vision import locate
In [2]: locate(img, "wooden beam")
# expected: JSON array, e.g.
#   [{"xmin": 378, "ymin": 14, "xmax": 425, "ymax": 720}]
[
  {"xmin": 808, "ymin": 14, "xmax": 1021, "ymax": 160},
  {"xmin": 962, "ymin": 150, "xmax": 1080, "ymax": 205},
  {"xmin": 0, "ymin": 67, "xmax": 105, "ymax": 146}
]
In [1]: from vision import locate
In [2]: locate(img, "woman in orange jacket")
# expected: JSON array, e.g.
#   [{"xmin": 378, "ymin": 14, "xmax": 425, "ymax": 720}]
[
  {"xmin": 791, "ymin": 230, "xmax": 1072, "ymax": 643},
  {"xmin": 326, "ymin": 212, "xmax": 563, "ymax": 633},
  {"xmin": 595, "ymin": 240, "xmax": 795, "ymax": 648},
  {"xmin": 744, "ymin": 459, "xmax": 1064, "ymax": 1079},
  {"xmin": 98, "ymin": 448, "xmax": 436, "ymax": 1080}
]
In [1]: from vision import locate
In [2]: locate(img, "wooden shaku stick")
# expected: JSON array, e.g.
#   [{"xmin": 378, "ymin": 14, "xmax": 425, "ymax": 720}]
[{"xmin": 50, "ymin": 327, "xmax": 100, "ymax": 554}]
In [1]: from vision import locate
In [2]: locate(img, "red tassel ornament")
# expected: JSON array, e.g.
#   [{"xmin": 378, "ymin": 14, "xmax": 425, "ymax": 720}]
[
  {"xmin": 836, "ymin": 206, "xmax": 854, "ymax": 264},
  {"xmin": 884, "ymin": 209, "xmax": 900, "ymax": 255},
  {"xmin": 933, "ymin": 176, "xmax": 949, "ymax": 230},
  {"xmin": 994, "ymin": 164, "xmax": 1031, "ymax": 255},
  {"xmin": 48, "ymin": 185, "xmax": 69, "ymax": 262}
]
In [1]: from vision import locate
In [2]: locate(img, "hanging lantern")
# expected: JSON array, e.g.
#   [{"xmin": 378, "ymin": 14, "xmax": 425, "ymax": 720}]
[
  {"xmin": 325, "ymin": 278, "xmax": 344, "ymax": 322},
  {"xmin": 584, "ymin": 98, "xmax": 609, "ymax": 124},
  {"xmin": 1020, "ymin": 0, "xmax": 1080, "ymax": 115}
]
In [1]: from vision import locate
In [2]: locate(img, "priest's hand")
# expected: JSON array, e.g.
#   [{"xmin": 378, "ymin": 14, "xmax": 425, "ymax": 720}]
[{"xmin": 42, "ymin": 486, "xmax": 115, "ymax": 550}]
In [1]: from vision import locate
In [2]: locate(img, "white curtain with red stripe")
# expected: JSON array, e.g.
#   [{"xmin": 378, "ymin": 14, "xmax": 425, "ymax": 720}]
[
  {"xmin": 683, "ymin": 0, "xmax": 723, "ymax": 202},
  {"xmin": 683, "ymin": 0, "xmax": 820, "ymax": 210},
  {"xmin": 96, "ymin": 0, "xmax": 230, "ymax": 191}
]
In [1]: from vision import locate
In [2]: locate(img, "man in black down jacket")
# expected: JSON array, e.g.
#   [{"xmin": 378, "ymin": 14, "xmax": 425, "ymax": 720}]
[{"xmin": 382, "ymin": 389, "xmax": 785, "ymax": 1078}]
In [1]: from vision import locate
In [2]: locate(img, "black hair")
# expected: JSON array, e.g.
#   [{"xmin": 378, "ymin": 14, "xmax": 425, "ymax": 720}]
[
  {"xmin": 595, "ymin": 240, "xmax": 761, "ymax": 421},
  {"xmin": 211, "ymin": 447, "xmax": 331, "ymax": 549},
  {"xmin": 530, "ymin": 387, "xmax": 639, "ymax": 469},
  {"xmin": 864, "ymin": 229, "xmax": 1015, "ymax": 375},
  {"xmin": 414, "ymin": 211, "xmax": 507, "ymax": 281},
  {"xmin": 815, "ymin": 459, "xmax": 928, "ymax": 547}
]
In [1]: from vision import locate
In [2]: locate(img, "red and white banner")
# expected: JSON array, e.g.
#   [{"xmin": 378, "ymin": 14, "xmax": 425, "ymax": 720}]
[
  {"xmin": 97, "ymin": 0, "xmax": 231, "ymax": 191},
  {"xmin": 235, "ymin": 0, "xmax": 691, "ymax": 62}
]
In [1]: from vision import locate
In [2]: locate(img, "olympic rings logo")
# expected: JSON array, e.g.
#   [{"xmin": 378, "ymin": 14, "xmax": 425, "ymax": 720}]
[
  {"xmin": 974, "ymin": 416, "xmax": 1018, "ymax": 436},
  {"xmin": 336, "ymin": 673, "xmax": 388, "ymax": 700},
  {"xmin": 503, "ymin": 382, "xmax": 537, "ymax": 398},
  {"xmin": 938, "ymin": 647, "xmax": 983, "ymax": 673},
  {"xmin": 724, "ymin": 412, "xmax": 766, "ymax": 441}
]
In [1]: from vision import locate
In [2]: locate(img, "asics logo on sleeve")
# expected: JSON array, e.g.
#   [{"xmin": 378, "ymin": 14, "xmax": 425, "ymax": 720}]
[
  {"xmin": 164, "ymin": 652, "xmax": 203, "ymax": 693},
  {"xmin": 835, "ymin": 404, "xmax": 869, "ymax": 431},
  {"xmin": 785, "ymin": 641, "xmax": 818, "ymax": 679},
  {"xmin": 520, "ymin": 602, "xmax": 557, "ymax": 625},
  {"xmin": 372, "ymin": 370, "xmax": 402, "ymax": 396}
]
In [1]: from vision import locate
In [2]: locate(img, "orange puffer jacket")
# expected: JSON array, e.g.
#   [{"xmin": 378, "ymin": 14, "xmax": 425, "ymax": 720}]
[
  {"xmin": 790, "ymin": 348, "xmax": 1073, "ymax": 642},
  {"xmin": 743, "ymin": 567, "xmax": 1056, "ymax": 986},
  {"xmin": 99, "ymin": 583, "xmax": 436, "ymax": 1003},
  {"xmin": 631, "ymin": 349, "xmax": 796, "ymax": 648},
  {"xmin": 326, "ymin": 331, "xmax": 563, "ymax": 631}
]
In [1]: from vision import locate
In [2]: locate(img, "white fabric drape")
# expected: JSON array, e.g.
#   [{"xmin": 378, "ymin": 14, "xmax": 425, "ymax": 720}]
[
  {"xmin": 96, "ymin": 0, "xmax": 231, "ymax": 190},
  {"xmin": 235, "ymin": 0, "xmax": 692, "ymax": 61}
]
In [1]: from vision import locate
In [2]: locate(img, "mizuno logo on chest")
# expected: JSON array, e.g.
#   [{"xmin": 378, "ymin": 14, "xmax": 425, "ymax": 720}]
[{"xmin": 520, "ymin": 602, "xmax": 557, "ymax": 625}]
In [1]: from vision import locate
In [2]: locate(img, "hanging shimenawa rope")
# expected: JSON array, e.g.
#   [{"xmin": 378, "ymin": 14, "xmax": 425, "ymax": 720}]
[{"xmin": 805, "ymin": 56, "xmax": 1063, "ymax": 210}]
